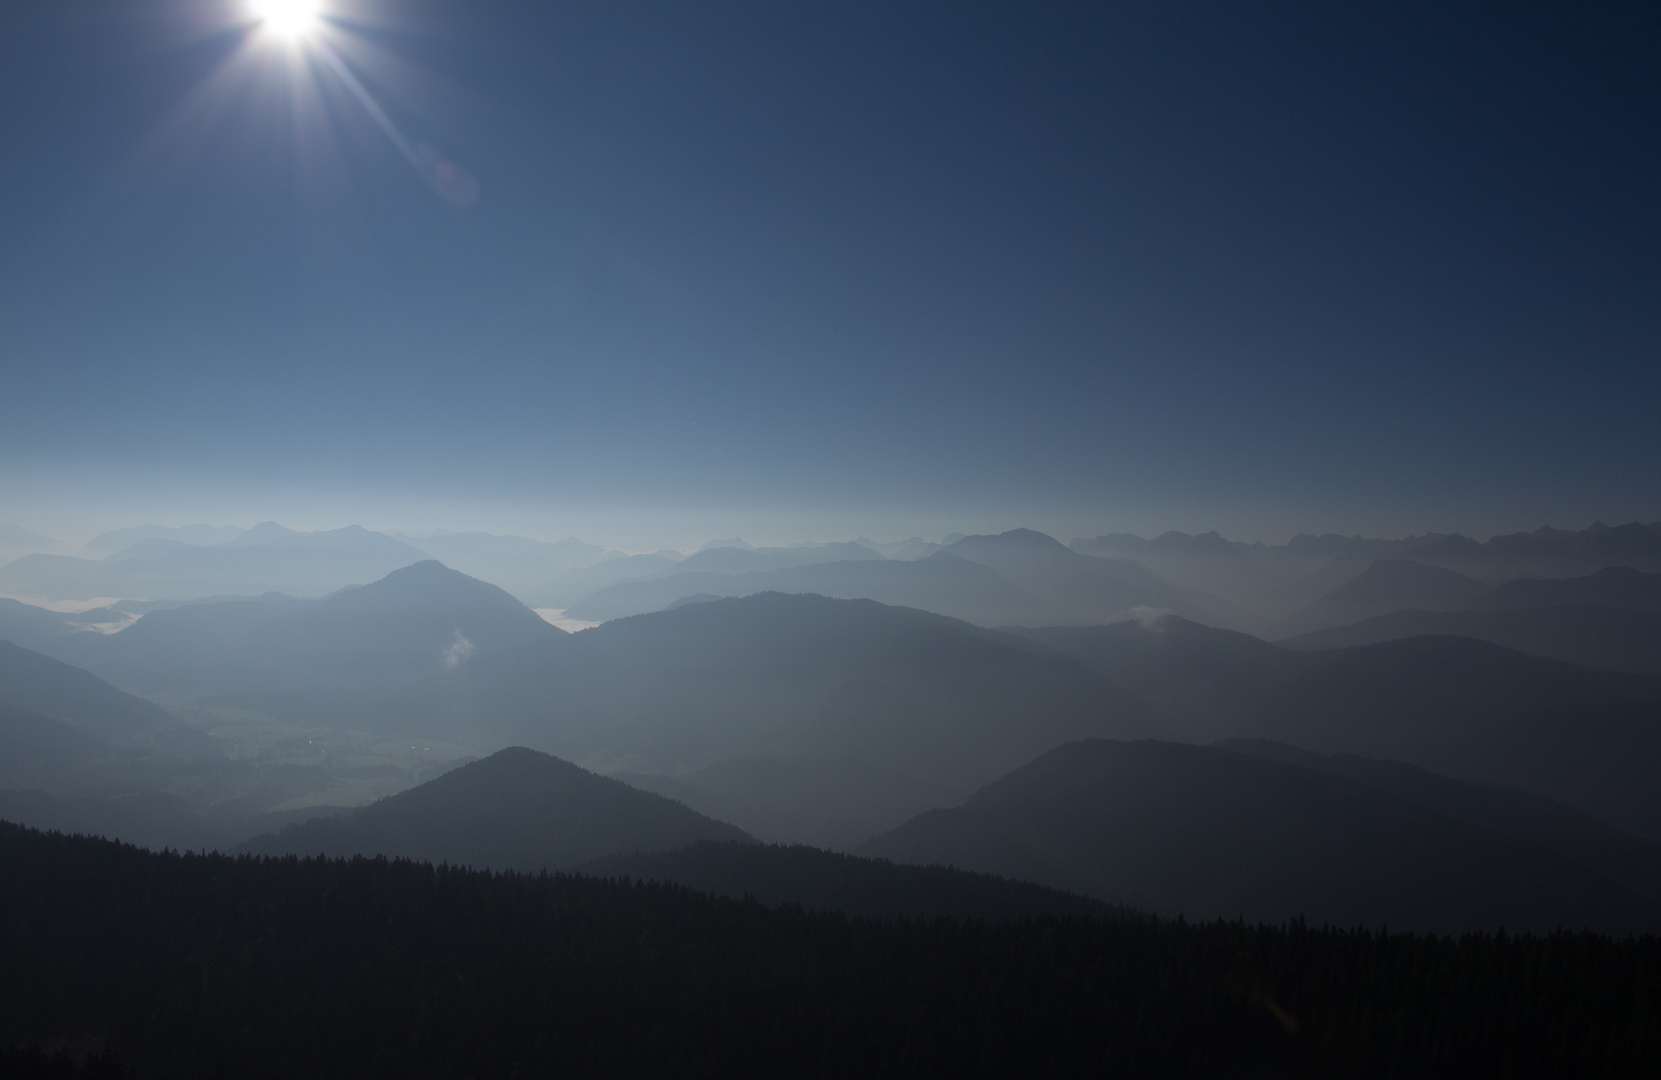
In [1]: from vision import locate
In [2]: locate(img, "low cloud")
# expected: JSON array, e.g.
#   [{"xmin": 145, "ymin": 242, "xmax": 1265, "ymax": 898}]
[
  {"xmin": 1127, "ymin": 606, "xmax": 1173, "ymax": 628},
  {"xmin": 443, "ymin": 631, "xmax": 475, "ymax": 669}
]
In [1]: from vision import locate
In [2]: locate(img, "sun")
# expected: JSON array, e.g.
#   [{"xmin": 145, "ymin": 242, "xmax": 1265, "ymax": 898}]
[{"xmin": 251, "ymin": 0, "xmax": 319, "ymax": 38}]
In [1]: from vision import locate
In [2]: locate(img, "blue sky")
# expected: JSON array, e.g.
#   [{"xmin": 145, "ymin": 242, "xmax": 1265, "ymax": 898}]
[{"xmin": 0, "ymin": 1, "xmax": 1656, "ymax": 547}]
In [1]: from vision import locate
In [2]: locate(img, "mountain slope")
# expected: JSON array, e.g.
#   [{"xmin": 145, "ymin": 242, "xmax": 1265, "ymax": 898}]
[
  {"xmin": 0, "ymin": 701, "xmax": 115, "ymax": 788},
  {"xmin": 0, "ymin": 639, "xmax": 179, "ymax": 739},
  {"xmin": 864, "ymin": 739, "xmax": 1661, "ymax": 933},
  {"xmin": 1219, "ymin": 738, "xmax": 1661, "ymax": 901},
  {"xmin": 1475, "ymin": 566, "xmax": 1661, "ymax": 612},
  {"xmin": 48, "ymin": 561, "xmax": 561, "ymax": 709},
  {"xmin": 483, "ymin": 592, "xmax": 1154, "ymax": 778},
  {"xmin": 1010, "ymin": 617, "xmax": 1303, "ymax": 738},
  {"xmin": 0, "ymin": 598, "xmax": 82, "ymax": 654},
  {"xmin": 942, "ymin": 529, "xmax": 1211, "ymax": 624},
  {"xmin": 1282, "ymin": 606, "xmax": 1661, "ymax": 676},
  {"xmin": 471, "ymin": 593, "xmax": 1158, "ymax": 844},
  {"xmin": 1011, "ymin": 620, "xmax": 1661, "ymax": 838},
  {"xmin": 243, "ymin": 746, "xmax": 751, "ymax": 869},
  {"xmin": 1273, "ymin": 559, "xmax": 1490, "ymax": 638}
]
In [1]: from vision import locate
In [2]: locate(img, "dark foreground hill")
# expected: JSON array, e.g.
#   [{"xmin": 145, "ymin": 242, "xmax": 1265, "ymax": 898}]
[
  {"xmin": 242, "ymin": 747, "xmax": 751, "ymax": 869},
  {"xmin": 1218, "ymin": 739, "xmax": 1661, "ymax": 901},
  {"xmin": 576, "ymin": 841, "xmax": 1121, "ymax": 921},
  {"xmin": 864, "ymin": 740, "xmax": 1661, "ymax": 934},
  {"xmin": 5, "ymin": 824, "xmax": 1660, "ymax": 1079},
  {"xmin": 1007, "ymin": 617, "xmax": 1661, "ymax": 840}
]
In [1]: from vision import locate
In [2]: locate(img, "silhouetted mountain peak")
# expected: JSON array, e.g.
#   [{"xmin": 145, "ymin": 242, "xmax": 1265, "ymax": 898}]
[
  {"xmin": 244, "ymin": 746, "xmax": 751, "ymax": 870},
  {"xmin": 948, "ymin": 528, "xmax": 1072, "ymax": 557},
  {"xmin": 328, "ymin": 560, "xmax": 549, "ymax": 627},
  {"xmin": 698, "ymin": 537, "xmax": 754, "ymax": 552}
]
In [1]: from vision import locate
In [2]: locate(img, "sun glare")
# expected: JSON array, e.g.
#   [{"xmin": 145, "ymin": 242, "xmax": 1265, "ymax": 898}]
[{"xmin": 251, "ymin": 0, "xmax": 318, "ymax": 38}]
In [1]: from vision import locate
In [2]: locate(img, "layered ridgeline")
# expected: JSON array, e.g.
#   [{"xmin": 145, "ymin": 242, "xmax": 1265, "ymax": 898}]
[
  {"xmin": 1285, "ymin": 606, "xmax": 1661, "ymax": 677},
  {"xmin": 9, "ymin": 823, "xmax": 1661, "ymax": 1078},
  {"xmin": 1008, "ymin": 618, "xmax": 1661, "ymax": 841},
  {"xmin": 564, "ymin": 528, "xmax": 1215, "ymax": 627},
  {"xmin": 1279, "ymin": 565, "xmax": 1661, "ymax": 676},
  {"xmin": 240, "ymin": 747, "xmax": 1127, "ymax": 921},
  {"xmin": 0, "ymin": 636, "xmax": 282, "ymax": 851},
  {"xmin": 1074, "ymin": 521, "xmax": 1661, "ymax": 625},
  {"xmin": 28, "ymin": 567, "xmax": 1158, "ymax": 846},
  {"xmin": 14, "ymin": 558, "xmax": 1661, "ymax": 847},
  {"xmin": 0, "ymin": 523, "xmax": 432, "ymax": 602},
  {"xmin": 0, "ymin": 636, "xmax": 349, "ymax": 851},
  {"xmin": 1271, "ymin": 558, "xmax": 1492, "ymax": 638},
  {"xmin": 0, "ymin": 638, "xmax": 181, "ymax": 742},
  {"xmin": 864, "ymin": 739, "xmax": 1661, "ymax": 934}
]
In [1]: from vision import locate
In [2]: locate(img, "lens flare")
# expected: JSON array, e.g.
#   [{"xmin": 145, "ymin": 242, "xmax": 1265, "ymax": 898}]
[{"xmin": 251, "ymin": 0, "xmax": 318, "ymax": 38}]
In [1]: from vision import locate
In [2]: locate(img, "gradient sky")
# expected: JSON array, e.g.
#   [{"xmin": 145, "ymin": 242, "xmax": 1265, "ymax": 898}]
[{"xmin": 0, "ymin": 0, "xmax": 1656, "ymax": 547}]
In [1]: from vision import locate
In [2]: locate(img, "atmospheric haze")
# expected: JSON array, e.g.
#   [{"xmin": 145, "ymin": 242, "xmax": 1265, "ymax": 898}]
[{"xmin": 1, "ymin": 2, "xmax": 1659, "ymax": 1076}]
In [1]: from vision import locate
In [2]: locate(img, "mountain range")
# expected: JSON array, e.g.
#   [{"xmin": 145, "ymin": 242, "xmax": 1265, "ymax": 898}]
[
  {"xmin": 1071, "ymin": 521, "xmax": 1661, "ymax": 634},
  {"xmin": 6, "ymin": 551, "xmax": 1661, "ymax": 934},
  {"xmin": 1275, "ymin": 563, "xmax": 1661, "ymax": 675},
  {"xmin": 0, "ymin": 523, "xmax": 430, "ymax": 601},
  {"xmin": 567, "ymin": 528, "xmax": 1214, "ymax": 628},
  {"xmin": 10, "ymin": 556, "xmax": 1661, "ymax": 849}
]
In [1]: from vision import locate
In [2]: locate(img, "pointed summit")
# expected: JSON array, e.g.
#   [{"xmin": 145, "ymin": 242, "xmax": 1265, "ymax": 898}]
[{"xmin": 244, "ymin": 746, "xmax": 751, "ymax": 870}]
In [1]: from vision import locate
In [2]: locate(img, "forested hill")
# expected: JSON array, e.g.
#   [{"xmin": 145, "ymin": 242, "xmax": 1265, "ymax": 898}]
[{"xmin": 3, "ymin": 823, "xmax": 1660, "ymax": 1078}]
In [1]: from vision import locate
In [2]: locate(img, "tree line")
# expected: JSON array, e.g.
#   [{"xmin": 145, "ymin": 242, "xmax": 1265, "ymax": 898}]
[{"xmin": 2, "ymin": 822, "xmax": 1658, "ymax": 1078}]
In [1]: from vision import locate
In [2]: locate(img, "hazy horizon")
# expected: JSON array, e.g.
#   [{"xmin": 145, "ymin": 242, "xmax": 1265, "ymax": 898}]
[
  {"xmin": 6, "ymin": 508, "xmax": 1661, "ymax": 561},
  {"xmin": 5, "ymin": 5, "xmax": 1661, "ymax": 1070}
]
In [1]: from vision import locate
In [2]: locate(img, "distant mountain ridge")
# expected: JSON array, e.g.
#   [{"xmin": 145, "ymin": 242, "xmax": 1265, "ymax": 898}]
[
  {"xmin": 0, "ymin": 522, "xmax": 429, "ymax": 601},
  {"xmin": 1278, "ymin": 564, "xmax": 1661, "ymax": 673},
  {"xmin": 1475, "ymin": 566, "xmax": 1661, "ymax": 611},
  {"xmin": 566, "ymin": 550, "xmax": 1051, "ymax": 625},
  {"xmin": 0, "ymin": 524, "xmax": 69, "ymax": 565},
  {"xmin": 18, "ymin": 559, "xmax": 1661, "ymax": 848},
  {"xmin": 562, "ymin": 528, "xmax": 1214, "ymax": 629},
  {"xmin": 1066, "ymin": 521, "xmax": 1661, "ymax": 634}
]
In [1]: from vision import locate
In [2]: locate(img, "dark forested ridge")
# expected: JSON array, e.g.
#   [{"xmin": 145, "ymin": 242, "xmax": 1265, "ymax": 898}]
[
  {"xmin": 575, "ymin": 840, "xmax": 1124, "ymax": 921},
  {"xmin": 3, "ymin": 824, "xmax": 1660, "ymax": 1079}
]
